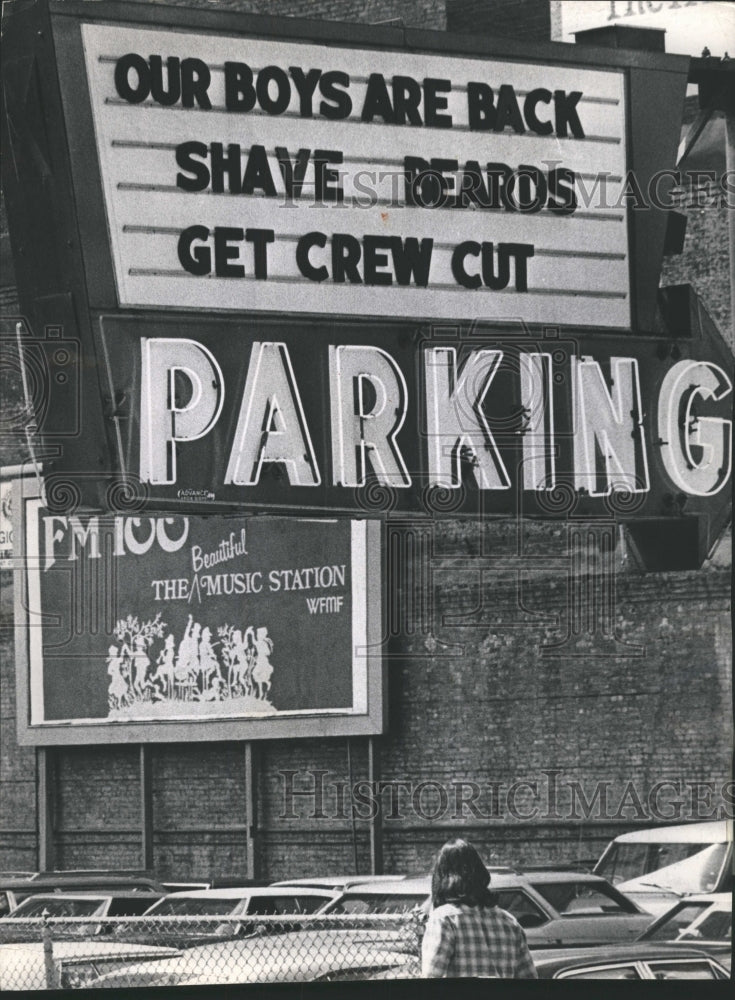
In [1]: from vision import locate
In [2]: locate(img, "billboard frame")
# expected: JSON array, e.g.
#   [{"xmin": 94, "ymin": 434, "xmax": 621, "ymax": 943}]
[{"xmin": 13, "ymin": 475, "xmax": 386, "ymax": 745}]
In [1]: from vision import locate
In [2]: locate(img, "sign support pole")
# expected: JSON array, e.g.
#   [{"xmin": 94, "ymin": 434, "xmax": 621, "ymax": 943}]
[
  {"xmin": 244, "ymin": 742, "xmax": 258, "ymax": 880},
  {"xmin": 368, "ymin": 736, "xmax": 383, "ymax": 875},
  {"xmin": 140, "ymin": 746, "xmax": 154, "ymax": 872},
  {"xmin": 37, "ymin": 747, "xmax": 55, "ymax": 871}
]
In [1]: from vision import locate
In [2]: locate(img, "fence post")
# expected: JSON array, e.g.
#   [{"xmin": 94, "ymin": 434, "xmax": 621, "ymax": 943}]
[{"xmin": 41, "ymin": 909, "xmax": 58, "ymax": 990}]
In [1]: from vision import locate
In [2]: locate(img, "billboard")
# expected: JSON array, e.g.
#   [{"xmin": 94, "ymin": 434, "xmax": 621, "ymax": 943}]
[
  {"xmin": 15, "ymin": 485, "xmax": 383, "ymax": 743},
  {"xmin": 80, "ymin": 21, "xmax": 630, "ymax": 328}
]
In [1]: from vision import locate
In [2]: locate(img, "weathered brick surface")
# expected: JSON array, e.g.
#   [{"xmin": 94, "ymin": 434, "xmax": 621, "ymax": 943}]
[
  {"xmin": 0, "ymin": 611, "xmax": 39, "ymax": 867},
  {"xmin": 55, "ymin": 745, "xmax": 141, "ymax": 833},
  {"xmin": 118, "ymin": 0, "xmax": 447, "ymax": 29},
  {"xmin": 662, "ymin": 178, "xmax": 732, "ymax": 343},
  {"xmin": 447, "ymin": 0, "xmax": 551, "ymax": 39}
]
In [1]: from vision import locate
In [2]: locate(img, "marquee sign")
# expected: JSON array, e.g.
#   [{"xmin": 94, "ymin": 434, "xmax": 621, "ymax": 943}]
[
  {"xmin": 80, "ymin": 22, "xmax": 630, "ymax": 328},
  {"xmin": 93, "ymin": 300, "xmax": 731, "ymax": 531},
  {"xmin": 15, "ymin": 491, "xmax": 383, "ymax": 744}
]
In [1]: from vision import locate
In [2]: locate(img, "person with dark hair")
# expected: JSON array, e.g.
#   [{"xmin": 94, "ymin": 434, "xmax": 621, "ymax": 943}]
[{"xmin": 421, "ymin": 839, "xmax": 537, "ymax": 978}]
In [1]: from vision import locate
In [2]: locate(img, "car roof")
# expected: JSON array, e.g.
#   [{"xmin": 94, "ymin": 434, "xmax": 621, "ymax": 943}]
[
  {"xmin": 161, "ymin": 882, "xmax": 210, "ymax": 891},
  {"xmin": 35, "ymin": 869, "xmax": 153, "ymax": 878},
  {"xmin": 332, "ymin": 870, "xmax": 623, "ymax": 899},
  {"xmin": 336, "ymin": 877, "xmax": 430, "ymax": 895},
  {"xmin": 1, "ymin": 875, "xmax": 166, "ymax": 892},
  {"xmin": 520, "ymin": 871, "xmax": 610, "ymax": 884},
  {"xmin": 160, "ymin": 886, "xmax": 339, "ymax": 899},
  {"xmin": 638, "ymin": 892, "xmax": 733, "ymax": 936},
  {"xmin": 609, "ymin": 821, "xmax": 731, "ymax": 844},
  {"xmin": 271, "ymin": 875, "xmax": 411, "ymax": 889},
  {"xmin": 532, "ymin": 942, "xmax": 725, "ymax": 969},
  {"xmin": 657, "ymin": 892, "xmax": 731, "ymax": 905},
  {"xmin": 13, "ymin": 890, "xmax": 165, "ymax": 903},
  {"xmin": 13, "ymin": 893, "xmax": 110, "ymax": 903}
]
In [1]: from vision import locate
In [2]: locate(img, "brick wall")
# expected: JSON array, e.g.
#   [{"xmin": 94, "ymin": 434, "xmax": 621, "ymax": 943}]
[
  {"xmin": 447, "ymin": 0, "xmax": 551, "ymax": 40},
  {"xmin": 662, "ymin": 175, "xmax": 733, "ymax": 343},
  {"xmin": 252, "ymin": 527, "xmax": 731, "ymax": 878},
  {"xmin": 0, "ymin": 582, "xmax": 38, "ymax": 870},
  {"xmin": 120, "ymin": 0, "xmax": 447, "ymax": 30}
]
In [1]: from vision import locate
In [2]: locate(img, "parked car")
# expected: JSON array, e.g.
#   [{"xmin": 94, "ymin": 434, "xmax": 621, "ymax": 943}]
[
  {"xmin": 531, "ymin": 943, "xmax": 730, "ymax": 980},
  {"xmin": 87, "ymin": 932, "xmax": 732, "ymax": 986},
  {"xmin": 0, "ymin": 872, "xmax": 167, "ymax": 917},
  {"xmin": 594, "ymin": 820, "xmax": 732, "ymax": 916},
  {"xmin": 0, "ymin": 939, "xmax": 181, "ymax": 991},
  {"xmin": 113, "ymin": 886, "xmax": 341, "ymax": 947},
  {"xmin": 636, "ymin": 892, "xmax": 731, "ymax": 969},
  {"xmin": 0, "ymin": 879, "xmax": 36, "ymax": 918},
  {"xmin": 320, "ymin": 872, "xmax": 653, "ymax": 946},
  {"xmin": 0, "ymin": 891, "xmax": 168, "ymax": 942}
]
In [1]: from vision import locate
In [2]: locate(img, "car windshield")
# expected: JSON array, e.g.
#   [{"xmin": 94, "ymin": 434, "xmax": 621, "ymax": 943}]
[
  {"xmin": 10, "ymin": 897, "xmax": 106, "ymax": 918},
  {"xmin": 530, "ymin": 881, "xmax": 633, "ymax": 915},
  {"xmin": 494, "ymin": 889, "xmax": 548, "ymax": 928},
  {"xmin": 246, "ymin": 895, "xmax": 328, "ymax": 915},
  {"xmin": 328, "ymin": 894, "xmax": 425, "ymax": 914},
  {"xmin": 146, "ymin": 897, "xmax": 243, "ymax": 917},
  {"xmin": 645, "ymin": 902, "xmax": 711, "ymax": 940},
  {"xmin": 597, "ymin": 842, "xmax": 727, "ymax": 892}
]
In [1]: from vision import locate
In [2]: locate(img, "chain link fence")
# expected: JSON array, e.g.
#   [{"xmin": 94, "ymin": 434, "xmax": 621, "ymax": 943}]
[{"xmin": 0, "ymin": 913, "xmax": 423, "ymax": 989}]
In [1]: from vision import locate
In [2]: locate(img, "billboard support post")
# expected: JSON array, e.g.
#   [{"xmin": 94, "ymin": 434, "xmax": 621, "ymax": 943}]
[
  {"xmin": 140, "ymin": 746, "xmax": 154, "ymax": 872},
  {"xmin": 37, "ymin": 747, "xmax": 55, "ymax": 872},
  {"xmin": 244, "ymin": 741, "xmax": 258, "ymax": 880},
  {"xmin": 368, "ymin": 735, "xmax": 383, "ymax": 876}
]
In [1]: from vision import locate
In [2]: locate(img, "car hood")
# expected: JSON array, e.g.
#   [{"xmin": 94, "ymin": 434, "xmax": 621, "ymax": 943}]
[{"xmin": 90, "ymin": 927, "xmax": 419, "ymax": 987}]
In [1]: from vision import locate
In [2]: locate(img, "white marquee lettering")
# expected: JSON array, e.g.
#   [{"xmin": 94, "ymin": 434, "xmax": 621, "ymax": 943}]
[
  {"xmin": 658, "ymin": 360, "xmax": 732, "ymax": 496},
  {"xmin": 129, "ymin": 339, "xmax": 733, "ymax": 505},
  {"xmin": 424, "ymin": 347, "xmax": 510, "ymax": 489},
  {"xmin": 520, "ymin": 352, "xmax": 555, "ymax": 491},
  {"xmin": 329, "ymin": 345, "xmax": 410, "ymax": 487},
  {"xmin": 224, "ymin": 342, "xmax": 319, "ymax": 486},
  {"xmin": 573, "ymin": 356, "xmax": 649, "ymax": 496},
  {"xmin": 140, "ymin": 338, "xmax": 224, "ymax": 485}
]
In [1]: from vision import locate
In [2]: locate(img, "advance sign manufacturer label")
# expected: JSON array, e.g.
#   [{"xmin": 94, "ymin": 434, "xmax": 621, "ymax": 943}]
[{"xmin": 81, "ymin": 23, "xmax": 630, "ymax": 327}]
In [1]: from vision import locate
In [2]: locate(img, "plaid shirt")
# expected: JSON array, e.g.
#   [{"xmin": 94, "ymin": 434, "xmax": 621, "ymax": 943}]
[{"xmin": 421, "ymin": 902, "xmax": 538, "ymax": 979}]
